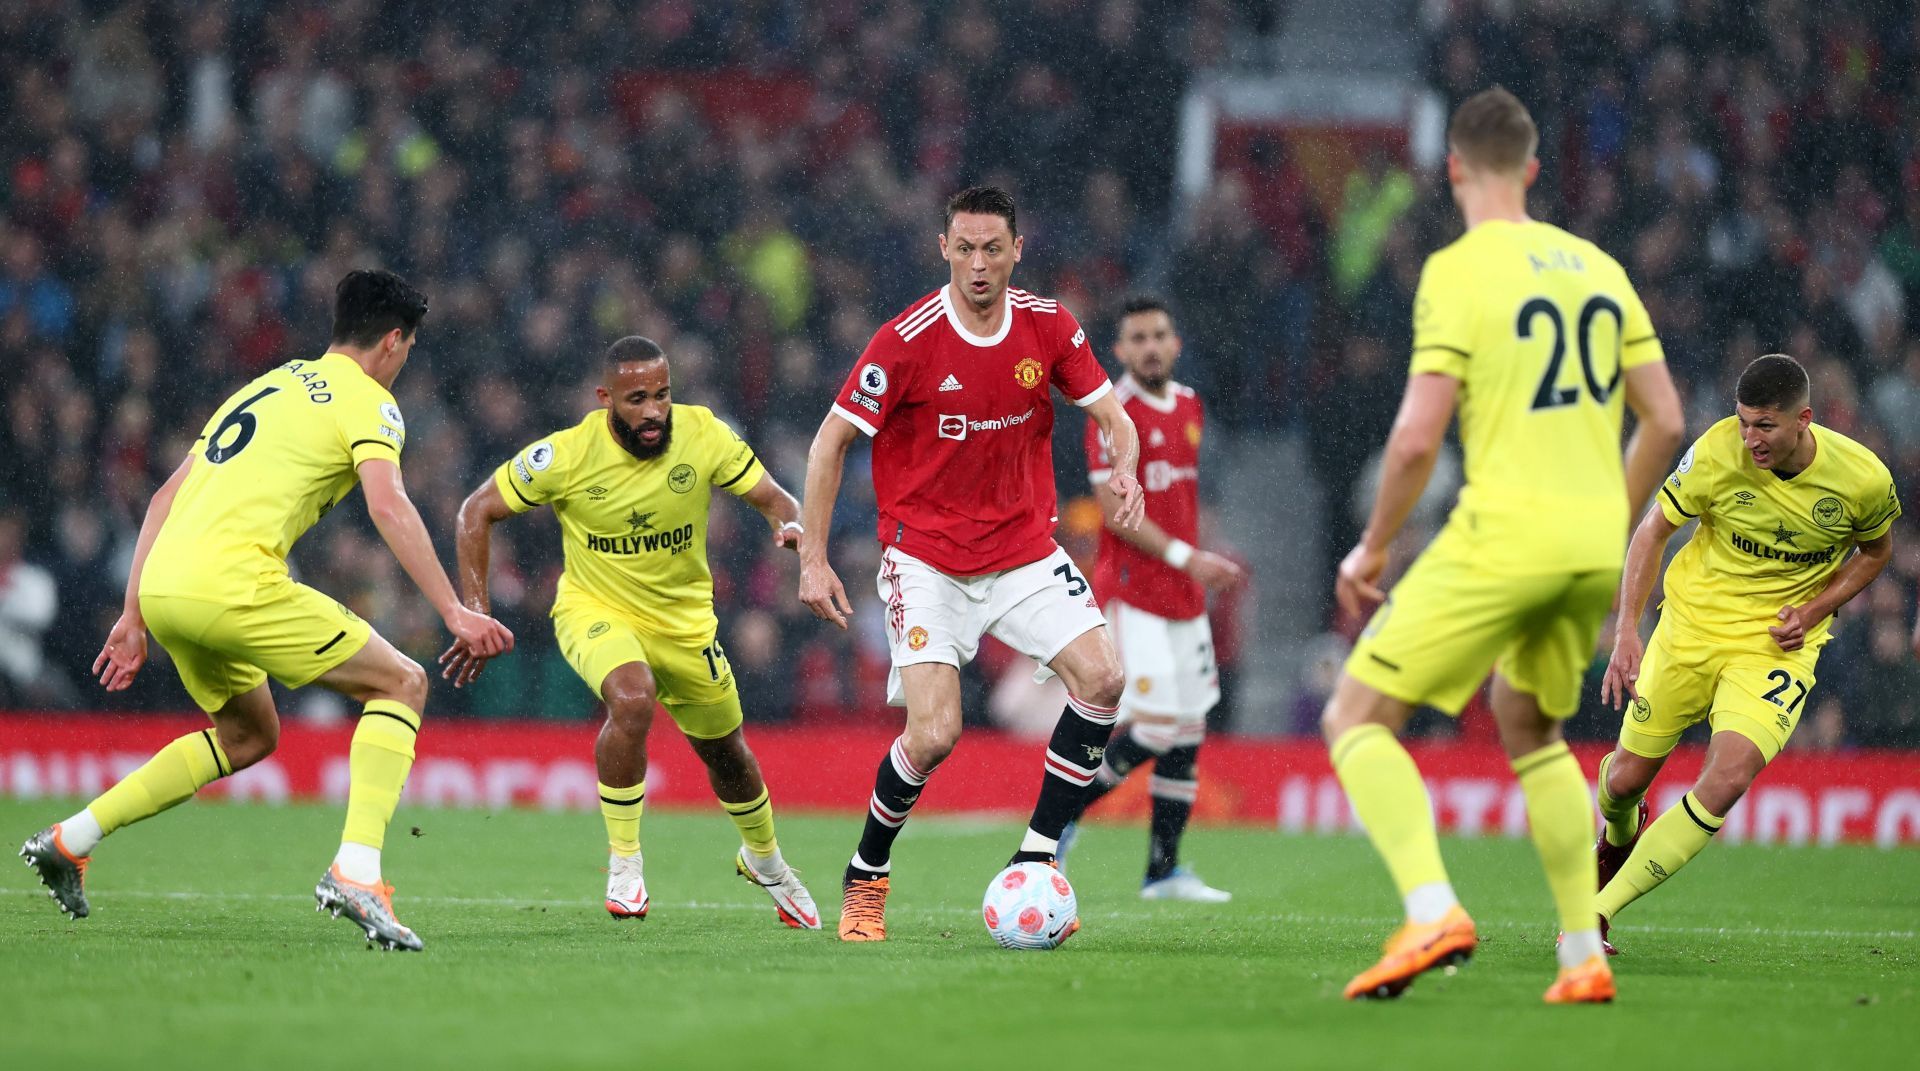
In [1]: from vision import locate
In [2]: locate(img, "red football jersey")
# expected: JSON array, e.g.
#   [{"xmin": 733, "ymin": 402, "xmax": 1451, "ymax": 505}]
[
  {"xmin": 833, "ymin": 286, "xmax": 1112, "ymax": 576},
  {"xmin": 1086, "ymin": 375, "xmax": 1206, "ymax": 619}
]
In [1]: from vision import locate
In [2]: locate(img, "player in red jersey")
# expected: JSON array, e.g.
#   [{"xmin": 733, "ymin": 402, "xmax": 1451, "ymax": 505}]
[
  {"xmin": 798, "ymin": 186, "xmax": 1144, "ymax": 942},
  {"xmin": 1055, "ymin": 296, "xmax": 1244, "ymax": 902}
]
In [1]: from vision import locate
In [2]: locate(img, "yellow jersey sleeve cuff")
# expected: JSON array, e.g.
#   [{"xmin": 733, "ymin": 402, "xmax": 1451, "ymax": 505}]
[
  {"xmin": 1855, "ymin": 507, "xmax": 1900, "ymax": 541},
  {"xmin": 1408, "ymin": 343, "xmax": 1469, "ymax": 379},
  {"xmin": 349, "ymin": 436, "xmax": 402, "ymax": 467},
  {"xmin": 494, "ymin": 463, "xmax": 540, "ymax": 513},
  {"xmin": 1622, "ymin": 334, "xmax": 1666, "ymax": 370},
  {"xmin": 1657, "ymin": 484, "xmax": 1698, "ymax": 525},
  {"xmin": 715, "ymin": 453, "xmax": 765, "ymax": 496}
]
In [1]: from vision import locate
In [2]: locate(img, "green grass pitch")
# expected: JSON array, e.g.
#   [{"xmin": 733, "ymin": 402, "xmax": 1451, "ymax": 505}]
[{"xmin": 2, "ymin": 798, "xmax": 1913, "ymax": 1070}]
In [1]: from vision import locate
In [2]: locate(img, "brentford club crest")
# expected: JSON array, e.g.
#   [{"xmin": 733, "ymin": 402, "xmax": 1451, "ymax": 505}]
[{"xmin": 1013, "ymin": 358, "xmax": 1043, "ymax": 389}]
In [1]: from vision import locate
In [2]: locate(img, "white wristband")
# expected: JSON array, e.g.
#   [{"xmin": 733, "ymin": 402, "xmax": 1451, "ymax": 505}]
[
  {"xmin": 779, "ymin": 521, "xmax": 805, "ymax": 536},
  {"xmin": 1163, "ymin": 539, "xmax": 1194, "ymax": 570}
]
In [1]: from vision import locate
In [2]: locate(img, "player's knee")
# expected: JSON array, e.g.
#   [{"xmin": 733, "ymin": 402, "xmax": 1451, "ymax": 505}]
[
  {"xmin": 902, "ymin": 722, "xmax": 959, "ymax": 771},
  {"xmin": 220, "ymin": 720, "xmax": 279, "ymax": 771},
  {"xmin": 1081, "ymin": 664, "xmax": 1126, "ymax": 709},
  {"xmin": 1694, "ymin": 767, "xmax": 1754, "ymax": 816},
  {"xmin": 393, "ymin": 655, "xmax": 429, "ymax": 711}
]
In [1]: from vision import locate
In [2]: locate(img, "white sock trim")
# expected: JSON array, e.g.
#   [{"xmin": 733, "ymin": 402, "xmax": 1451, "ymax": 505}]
[
  {"xmin": 1559, "ymin": 928, "xmax": 1604, "ymax": 968},
  {"xmin": 1019, "ymin": 829, "xmax": 1060, "ymax": 854},
  {"xmin": 1403, "ymin": 881, "xmax": 1458, "ymax": 925},
  {"xmin": 333, "ymin": 842, "xmax": 382, "ymax": 885},
  {"xmin": 60, "ymin": 808, "xmax": 104, "ymax": 857},
  {"xmin": 850, "ymin": 851, "xmax": 891, "ymax": 875}
]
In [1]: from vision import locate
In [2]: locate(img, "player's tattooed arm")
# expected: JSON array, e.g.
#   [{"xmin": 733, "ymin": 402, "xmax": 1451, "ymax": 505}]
[
  {"xmin": 798, "ymin": 413, "xmax": 859, "ymax": 629},
  {"xmin": 1776, "ymin": 531, "xmax": 1892, "ymax": 654},
  {"xmin": 1083, "ymin": 391, "xmax": 1144, "ymax": 529},
  {"xmin": 93, "ymin": 455, "xmax": 192, "ymax": 691}
]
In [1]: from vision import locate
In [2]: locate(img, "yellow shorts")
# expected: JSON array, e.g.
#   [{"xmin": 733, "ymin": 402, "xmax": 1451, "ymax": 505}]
[
  {"xmin": 1618, "ymin": 618, "xmax": 1819, "ymax": 763},
  {"xmin": 1347, "ymin": 534, "xmax": 1617, "ymax": 719},
  {"xmin": 140, "ymin": 580, "xmax": 371, "ymax": 713},
  {"xmin": 552, "ymin": 596, "xmax": 742, "ymax": 740}
]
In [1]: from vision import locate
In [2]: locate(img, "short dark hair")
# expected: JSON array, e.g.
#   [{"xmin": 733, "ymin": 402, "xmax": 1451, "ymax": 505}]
[
  {"xmin": 331, "ymin": 269, "xmax": 428, "ymax": 347},
  {"xmin": 1736, "ymin": 353, "xmax": 1810, "ymax": 411},
  {"xmin": 1119, "ymin": 294, "xmax": 1173, "ymax": 322},
  {"xmin": 944, "ymin": 185, "xmax": 1018, "ymax": 236},
  {"xmin": 1449, "ymin": 86, "xmax": 1538, "ymax": 173},
  {"xmin": 606, "ymin": 335, "xmax": 665, "ymax": 366}
]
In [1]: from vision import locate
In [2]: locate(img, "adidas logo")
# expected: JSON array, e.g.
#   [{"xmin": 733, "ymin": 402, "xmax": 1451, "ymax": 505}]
[
  {"xmin": 1149, "ymin": 429, "xmax": 1166, "ymax": 446},
  {"xmin": 938, "ymin": 374, "xmax": 963, "ymax": 392}
]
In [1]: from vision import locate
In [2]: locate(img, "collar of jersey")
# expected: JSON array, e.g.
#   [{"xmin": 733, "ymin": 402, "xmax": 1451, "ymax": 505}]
[
  {"xmin": 940, "ymin": 285, "xmax": 1013, "ymax": 348},
  {"xmin": 1765, "ymin": 424, "xmax": 1823, "ymax": 483},
  {"xmin": 1120, "ymin": 374, "xmax": 1180, "ymax": 414}
]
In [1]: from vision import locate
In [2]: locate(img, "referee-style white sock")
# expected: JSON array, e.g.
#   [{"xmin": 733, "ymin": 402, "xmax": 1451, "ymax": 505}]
[
  {"xmin": 1404, "ymin": 881, "xmax": 1459, "ymax": 925},
  {"xmin": 58, "ymin": 808, "xmax": 105, "ymax": 857}
]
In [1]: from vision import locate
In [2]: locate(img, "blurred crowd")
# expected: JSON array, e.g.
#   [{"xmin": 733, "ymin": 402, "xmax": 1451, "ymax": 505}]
[{"xmin": 1, "ymin": 0, "xmax": 1915, "ymax": 750}]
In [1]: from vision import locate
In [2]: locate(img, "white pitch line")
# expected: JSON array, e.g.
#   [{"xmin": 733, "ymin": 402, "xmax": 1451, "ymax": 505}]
[{"xmin": 46, "ymin": 889, "xmax": 1919, "ymax": 942}]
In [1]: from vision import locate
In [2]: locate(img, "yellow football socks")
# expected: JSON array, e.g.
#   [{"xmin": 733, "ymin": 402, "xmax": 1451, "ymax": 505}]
[
  {"xmin": 1597, "ymin": 790, "xmax": 1722, "ymax": 921},
  {"xmin": 1595, "ymin": 750, "xmax": 1646, "ymax": 847},
  {"xmin": 88, "ymin": 729, "xmax": 231, "ymax": 836},
  {"xmin": 340, "ymin": 700, "xmax": 420, "ymax": 851},
  {"xmin": 599, "ymin": 781, "xmax": 645, "ymax": 857},
  {"xmin": 722, "ymin": 787, "xmax": 778, "ymax": 859},
  {"xmin": 1513, "ymin": 741, "xmax": 1599, "ymax": 934},
  {"xmin": 1331, "ymin": 724, "xmax": 1450, "ymax": 896}
]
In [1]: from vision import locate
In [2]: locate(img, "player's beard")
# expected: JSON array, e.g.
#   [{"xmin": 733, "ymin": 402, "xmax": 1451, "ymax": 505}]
[
  {"xmin": 610, "ymin": 409, "xmax": 673, "ymax": 460},
  {"xmin": 1131, "ymin": 360, "xmax": 1170, "ymax": 392}
]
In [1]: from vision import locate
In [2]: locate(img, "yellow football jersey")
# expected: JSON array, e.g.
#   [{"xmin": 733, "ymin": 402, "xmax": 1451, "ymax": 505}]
[
  {"xmin": 144, "ymin": 352, "xmax": 405, "ymax": 604},
  {"xmin": 1656, "ymin": 415, "xmax": 1899, "ymax": 651},
  {"xmin": 494, "ymin": 405, "xmax": 765, "ymax": 641},
  {"xmin": 1410, "ymin": 219, "xmax": 1666, "ymax": 573}
]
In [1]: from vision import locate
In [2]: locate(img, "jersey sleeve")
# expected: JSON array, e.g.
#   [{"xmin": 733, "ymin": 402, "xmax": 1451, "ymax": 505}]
[
  {"xmin": 1617, "ymin": 276, "xmax": 1667, "ymax": 370},
  {"xmin": 1408, "ymin": 253, "xmax": 1475, "ymax": 379},
  {"xmin": 832, "ymin": 328, "xmax": 912, "ymax": 436},
  {"xmin": 703, "ymin": 412, "xmax": 766, "ymax": 497},
  {"xmin": 1657, "ymin": 433, "xmax": 1713, "ymax": 525},
  {"xmin": 1050, "ymin": 306, "xmax": 1111, "ymax": 407},
  {"xmin": 1854, "ymin": 464, "xmax": 1901, "ymax": 540},
  {"xmin": 493, "ymin": 434, "xmax": 572, "ymax": 513},
  {"xmin": 1085, "ymin": 413, "xmax": 1113, "ymax": 484},
  {"xmin": 340, "ymin": 389, "xmax": 407, "ymax": 467}
]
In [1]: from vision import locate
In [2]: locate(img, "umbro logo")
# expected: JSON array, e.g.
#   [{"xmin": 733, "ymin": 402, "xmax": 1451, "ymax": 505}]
[
  {"xmin": 1733, "ymin": 491, "xmax": 1755, "ymax": 507},
  {"xmin": 939, "ymin": 374, "xmax": 963, "ymax": 392}
]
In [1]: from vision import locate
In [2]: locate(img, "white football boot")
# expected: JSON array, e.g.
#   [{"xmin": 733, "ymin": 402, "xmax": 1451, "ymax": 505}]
[
  {"xmin": 735, "ymin": 850, "xmax": 821, "ymax": 929},
  {"xmin": 606, "ymin": 852, "xmax": 650, "ymax": 919},
  {"xmin": 1140, "ymin": 866, "xmax": 1232, "ymax": 903}
]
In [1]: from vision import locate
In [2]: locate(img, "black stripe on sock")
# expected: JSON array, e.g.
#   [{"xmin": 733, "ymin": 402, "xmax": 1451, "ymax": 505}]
[
  {"xmin": 723, "ymin": 796, "xmax": 769, "ymax": 817},
  {"xmin": 715, "ymin": 453, "xmax": 760, "ymax": 489},
  {"xmin": 362, "ymin": 708, "xmax": 420, "ymax": 734},
  {"xmin": 313, "ymin": 630, "xmax": 348, "ymax": 655},
  {"xmin": 599, "ymin": 792, "xmax": 645, "ymax": 806},
  {"xmin": 1680, "ymin": 795, "xmax": 1722, "ymax": 834},
  {"xmin": 201, "ymin": 729, "xmax": 229, "ymax": 778}
]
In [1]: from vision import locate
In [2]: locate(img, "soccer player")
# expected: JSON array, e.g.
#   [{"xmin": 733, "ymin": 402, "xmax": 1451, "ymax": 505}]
[
  {"xmin": 797, "ymin": 185, "xmax": 1144, "ymax": 943},
  {"xmin": 1055, "ymin": 295, "xmax": 1243, "ymax": 902},
  {"xmin": 19, "ymin": 270, "xmax": 515, "ymax": 951},
  {"xmin": 1321, "ymin": 88, "xmax": 1684, "ymax": 1002},
  {"xmin": 448, "ymin": 336, "xmax": 819, "ymax": 928},
  {"xmin": 1594, "ymin": 353, "xmax": 1896, "ymax": 949}
]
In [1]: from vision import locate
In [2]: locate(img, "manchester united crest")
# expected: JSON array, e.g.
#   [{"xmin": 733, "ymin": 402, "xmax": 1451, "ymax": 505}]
[
  {"xmin": 1013, "ymin": 357, "xmax": 1044, "ymax": 389},
  {"xmin": 907, "ymin": 626, "xmax": 929, "ymax": 651}
]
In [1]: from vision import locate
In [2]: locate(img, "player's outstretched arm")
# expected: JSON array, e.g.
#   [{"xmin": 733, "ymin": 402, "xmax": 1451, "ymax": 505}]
[
  {"xmin": 1338, "ymin": 372, "xmax": 1458, "ymax": 619},
  {"xmin": 92, "ymin": 455, "xmax": 192, "ymax": 691},
  {"xmin": 1090, "ymin": 483, "xmax": 1245, "ymax": 592},
  {"xmin": 359, "ymin": 458, "xmax": 513, "ymax": 666},
  {"xmin": 1083, "ymin": 392, "xmax": 1144, "ymax": 529},
  {"xmin": 797, "ymin": 413, "xmax": 858, "ymax": 629},
  {"xmin": 738, "ymin": 471, "xmax": 805, "ymax": 552},
  {"xmin": 1775, "ymin": 531, "xmax": 1893, "ymax": 654},
  {"xmin": 1601, "ymin": 508, "xmax": 1682, "ymax": 708},
  {"xmin": 441, "ymin": 478, "xmax": 521, "ymax": 686},
  {"xmin": 1621, "ymin": 362, "xmax": 1686, "ymax": 524}
]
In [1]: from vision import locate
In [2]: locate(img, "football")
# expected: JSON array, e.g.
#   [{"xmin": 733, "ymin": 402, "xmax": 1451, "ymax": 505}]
[{"xmin": 981, "ymin": 862, "xmax": 1079, "ymax": 950}]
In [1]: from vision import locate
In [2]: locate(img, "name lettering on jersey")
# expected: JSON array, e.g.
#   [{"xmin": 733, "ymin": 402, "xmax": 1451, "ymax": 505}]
[
  {"xmin": 378, "ymin": 424, "xmax": 403, "ymax": 443},
  {"xmin": 1143, "ymin": 459, "xmax": 1198, "ymax": 493},
  {"xmin": 1526, "ymin": 249, "xmax": 1587, "ymax": 274},
  {"xmin": 848, "ymin": 390, "xmax": 882, "ymax": 413},
  {"xmin": 1729, "ymin": 530, "xmax": 1836, "ymax": 566},
  {"xmin": 1013, "ymin": 358, "xmax": 1044, "ymax": 390},
  {"xmin": 280, "ymin": 360, "xmax": 334, "ymax": 403},
  {"xmin": 514, "ymin": 458, "xmax": 534, "ymax": 484},
  {"xmin": 1813, "ymin": 496, "xmax": 1846, "ymax": 529},
  {"xmin": 1070, "ymin": 327, "xmax": 1086, "ymax": 350},
  {"xmin": 587, "ymin": 523, "xmax": 697, "ymax": 557}
]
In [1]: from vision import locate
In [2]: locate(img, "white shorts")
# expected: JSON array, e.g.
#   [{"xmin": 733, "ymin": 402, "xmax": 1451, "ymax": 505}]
[
  {"xmin": 1107, "ymin": 600, "xmax": 1218, "ymax": 751},
  {"xmin": 876, "ymin": 545, "xmax": 1107, "ymax": 707}
]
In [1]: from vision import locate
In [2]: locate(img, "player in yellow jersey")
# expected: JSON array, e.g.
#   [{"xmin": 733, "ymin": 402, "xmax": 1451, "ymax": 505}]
[
  {"xmin": 1321, "ymin": 88, "xmax": 1685, "ymax": 1003},
  {"xmin": 1594, "ymin": 353, "xmax": 1897, "ymax": 950},
  {"xmin": 18, "ymin": 270, "xmax": 514, "ymax": 951},
  {"xmin": 448, "ymin": 336, "xmax": 819, "ymax": 928}
]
